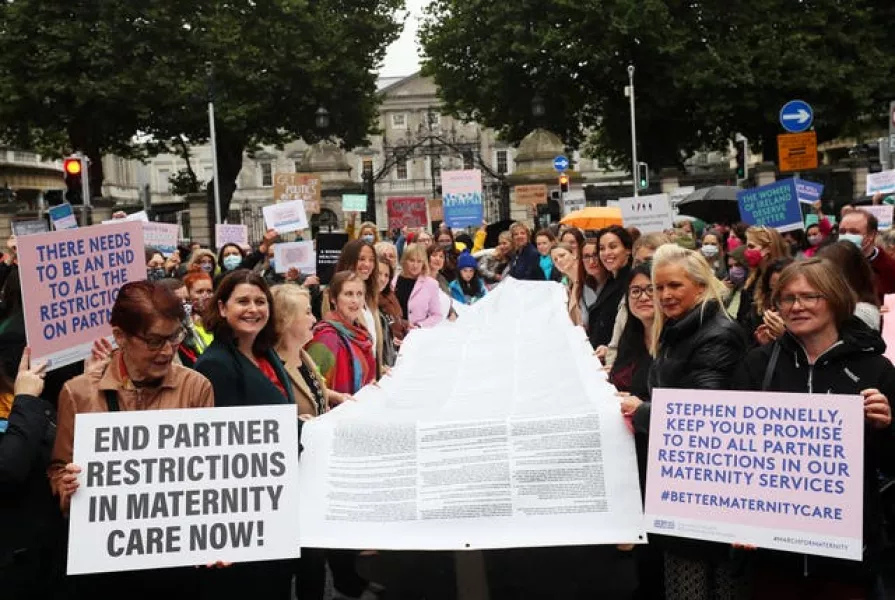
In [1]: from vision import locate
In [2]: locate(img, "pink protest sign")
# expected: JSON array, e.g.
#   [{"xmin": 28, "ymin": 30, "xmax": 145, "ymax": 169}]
[
  {"xmin": 644, "ymin": 388, "xmax": 864, "ymax": 560},
  {"xmin": 882, "ymin": 295, "xmax": 895, "ymax": 368},
  {"xmin": 17, "ymin": 221, "xmax": 146, "ymax": 369}
]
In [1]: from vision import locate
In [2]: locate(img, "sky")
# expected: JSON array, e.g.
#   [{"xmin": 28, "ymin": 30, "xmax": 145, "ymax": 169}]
[{"xmin": 379, "ymin": 0, "xmax": 426, "ymax": 77}]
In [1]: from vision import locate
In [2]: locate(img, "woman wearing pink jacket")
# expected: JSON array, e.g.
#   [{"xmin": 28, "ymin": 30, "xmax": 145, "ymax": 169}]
[{"xmin": 394, "ymin": 243, "xmax": 444, "ymax": 328}]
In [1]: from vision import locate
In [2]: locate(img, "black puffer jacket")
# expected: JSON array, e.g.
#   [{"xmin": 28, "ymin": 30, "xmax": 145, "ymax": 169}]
[
  {"xmin": 732, "ymin": 318, "xmax": 895, "ymax": 586},
  {"xmin": 632, "ymin": 300, "xmax": 747, "ymax": 433}
]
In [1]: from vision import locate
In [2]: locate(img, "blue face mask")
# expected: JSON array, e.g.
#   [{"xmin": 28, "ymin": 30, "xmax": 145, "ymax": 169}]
[
  {"xmin": 222, "ymin": 255, "xmax": 242, "ymax": 271},
  {"xmin": 839, "ymin": 233, "xmax": 863, "ymax": 249},
  {"xmin": 361, "ymin": 234, "xmax": 375, "ymax": 243},
  {"xmin": 200, "ymin": 262, "xmax": 214, "ymax": 274}
]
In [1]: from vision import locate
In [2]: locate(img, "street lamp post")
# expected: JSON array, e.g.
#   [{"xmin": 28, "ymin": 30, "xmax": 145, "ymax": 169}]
[
  {"xmin": 626, "ymin": 65, "xmax": 639, "ymax": 198},
  {"xmin": 207, "ymin": 62, "xmax": 222, "ymax": 226}
]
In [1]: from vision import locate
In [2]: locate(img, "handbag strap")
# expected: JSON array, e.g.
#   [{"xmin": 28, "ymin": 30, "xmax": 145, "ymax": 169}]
[
  {"xmin": 104, "ymin": 389, "xmax": 120, "ymax": 412},
  {"xmin": 762, "ymin": 342, "xmax": 781, "ymax": 392}
]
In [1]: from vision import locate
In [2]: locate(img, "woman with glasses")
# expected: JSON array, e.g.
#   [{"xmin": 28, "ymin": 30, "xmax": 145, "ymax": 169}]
[
  {"xmin": 734, "ymin": 258, "xmax": 894, "ymax": 599},
  {"xmin": 49, "ymin": 281, "xmax": 213, "ymax": 599},
  {"xmin": 195, "ymin": 269, "xmax": 295, "ymax": 599},
  {"xmin": 608, "ymin": 263, "xmax": 663, "ymax": 597},
  {"xmin": 622, "ymin": 245, "xmax": 748, "ymax": 600}
]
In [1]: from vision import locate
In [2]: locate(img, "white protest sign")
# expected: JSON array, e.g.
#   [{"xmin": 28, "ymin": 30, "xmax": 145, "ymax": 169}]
[
  {"xmin": 102, "ymin": 210, "xmax": 149, "ymax": 225},
  {"xmin": 262, "ymin": 200, "xmax": 308, "ymax": 234},
  {"xmin": 141, "ymin": 222, "xmax": 179, "ymax": 256},
  {"xmin": 860, "ymin": 205, "xmax": 894, "ymax": 230},
  {"xmin": 215, "ymin": 224, "xmax": 249, "ymax": 249},
  {"xmin": 866, "ymin": 170, "xmax": 895, "ymax": 196},
  {"xmin": 273, "ymin": 241, "xmax": 316, "ymax": 274},
  {"xmin": 620, "ymin": 193, "xmax": 674, "ymax": 233},
  {"xmin": 68, "ymin": 405, "xmax": 301, "ymax": 575},
  {"xmin": 49, "ymin": 203, "xmax": 78, "ymax": 231},
  {"xmin": 562, "ymin": 190, "xmax": 586, "ymax": 216}
]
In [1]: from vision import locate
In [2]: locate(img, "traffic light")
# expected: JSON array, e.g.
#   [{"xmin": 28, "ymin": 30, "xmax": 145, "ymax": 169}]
[
  {"xmin": 735, "ymin": 138, "xmax": 748, "ymax": 179},
  {"xmin": 559, "ymin": 174, "xmax": 570, "ymax": 193},
  {"xmin": 63, "ymin": 156, "xmax": 84, "ymax": 205},
  {"xmin": 637, "ymin": 162, "xmax": 649, "ymax": 190}
]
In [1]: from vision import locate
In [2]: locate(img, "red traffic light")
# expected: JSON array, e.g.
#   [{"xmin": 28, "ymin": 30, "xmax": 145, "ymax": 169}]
[{"xmin": 64, "ymin": 158, "xmax": 82, "ymax": 176}]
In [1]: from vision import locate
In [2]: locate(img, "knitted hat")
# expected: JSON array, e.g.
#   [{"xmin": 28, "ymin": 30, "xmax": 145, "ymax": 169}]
[{"xmin": 457, "ymin": 252, "xmax": 477, "ymax": 271}]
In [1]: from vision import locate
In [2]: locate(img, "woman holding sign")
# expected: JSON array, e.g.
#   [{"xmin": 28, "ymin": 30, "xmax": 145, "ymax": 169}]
[
  {"xmin": 195, "ymin": 270, "xmax": 295, "ymax": 600},
  {"xmin": 733, "ymin": 258, "xmax": 895, "ymax": 599},
  {"xmin": 49, "ymin": 281, "xmax": 214, "ymax": 599},
  {"xmin": 620, "ymin": 245, "xmax": 748, "ymax": 600}
]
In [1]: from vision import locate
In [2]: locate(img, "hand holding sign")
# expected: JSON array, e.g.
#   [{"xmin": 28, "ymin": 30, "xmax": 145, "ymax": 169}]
[
  {"xmin": 862, "ymin": 388, "xmax": 892, "ymax": 428},
  {"xmin": 59, "ymin": 463, "xmax": 82, "ymax": 513}
]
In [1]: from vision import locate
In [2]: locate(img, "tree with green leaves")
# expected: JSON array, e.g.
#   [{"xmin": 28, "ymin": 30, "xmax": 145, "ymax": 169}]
[
  {"xmin": 0, "ymin": 0, "xmax": 403, "ymax": 216},
  {"xmin": 419, "ymin": 0, "xmax": 895, "ymax": 170}
]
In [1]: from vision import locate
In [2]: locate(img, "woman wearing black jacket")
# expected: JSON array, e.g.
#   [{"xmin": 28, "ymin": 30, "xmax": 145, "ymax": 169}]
[
  {"xmin": 621, "ymin": 244, "xmax": 748, "ymax": 600},
  {"xmin": 733, "ymin": 258, "xmax": 894, "ymax": 598},
  {"xmin": 195, "ymin": 270, "xmax": 296, "ymax": 600},
  {"xmin": 506, "ymin": 222, "xmax": 545, "ymax": 281},
  {"xmin": 588, "ymin": 226, "xmax": 633, "ymax": 348},
  {"xmin": 0, "ymin": 348, "xmax": 61, "ymax": 599}
]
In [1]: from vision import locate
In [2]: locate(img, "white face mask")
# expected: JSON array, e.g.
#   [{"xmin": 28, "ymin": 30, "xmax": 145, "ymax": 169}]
[
  {"xmin": 839, "ymin": 233, "xmax": 864, "ymax": 249},
  {"xmin": 807, "ymin": 235, "xmax": 823, "ymax": 247},
  {"xmin": 700, "ymin": 244, "xmax": 719, "ymax": 258}
]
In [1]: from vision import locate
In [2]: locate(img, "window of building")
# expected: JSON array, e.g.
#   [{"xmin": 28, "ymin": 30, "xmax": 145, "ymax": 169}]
[
  {"xmin": 158, "ymin": 169, "xmax": 170, "ymax": 194},
  {"xmin": 496, "ymin": 150, "xmax": 509, "ymax": 175},
  {"xmin": 396, "ymin": 158, "xmax": 408, "ymax": 180},
  {"xmin": 391, "ymin": 113, "xmax": 407, "ymax": 129},
  {"xmin": 294, "ymin": 160, "xmax": 302, "ymax": 173},
  {"xmin": 463, "ymin": 152, "xmax": 475, "ymax": 170},
  {"xmin": 428, "ymin": 112, "xmax": 441, "ymax": 129},
  {"xmin": 362, "ymin": 159, "xmax": 374, "ymax": 180},
  {"xmin": 260, "ymin": 162, "xmax": 273, "ymax": 187},
  {"xmin": 431, "ymin": 156, "xmax": 442, "ymax": 179}
]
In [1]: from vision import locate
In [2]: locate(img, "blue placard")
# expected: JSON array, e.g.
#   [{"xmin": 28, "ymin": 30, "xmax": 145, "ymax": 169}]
[
  {"xmin": 442, "ymin": 191, "xmax": 484, "ymax": 228},
  {"xmin": 779, "ymin": 100, "xmax": 814, "ymax": 133},
  {"xmin": 553, "ymin": 156, "xmax": 569, "ymax": 172},
  {"xmin": 793, "ymin": 178, "xmax": 823, "ymax": 205},
  {"xmin": 736, "ymin": 180, "xmax": 804, "ymax": 232}
]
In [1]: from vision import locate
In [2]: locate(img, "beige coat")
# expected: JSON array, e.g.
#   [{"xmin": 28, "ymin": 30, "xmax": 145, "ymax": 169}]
[
  {"xmin": 282, "ymin": 349, "xmax": 330, "ymax": 417},
  {"xmin": 48, "ymin": 353, "xmax": 214, "ymax": 495}
]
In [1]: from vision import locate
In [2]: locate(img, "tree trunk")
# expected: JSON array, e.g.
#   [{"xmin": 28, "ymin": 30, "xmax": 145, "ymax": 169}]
[{"xmin": 206, "ymin": 128, "xmax": 246, "ymax": 246}]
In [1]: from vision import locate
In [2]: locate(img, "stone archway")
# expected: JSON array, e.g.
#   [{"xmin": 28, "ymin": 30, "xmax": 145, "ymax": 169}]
[{"xmin": 311, "ymin": 207, "xmax": 339, "ymax": 236}]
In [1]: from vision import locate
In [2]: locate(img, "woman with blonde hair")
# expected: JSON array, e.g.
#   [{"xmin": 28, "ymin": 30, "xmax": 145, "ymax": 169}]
[
  {"xmin": 619, "ymin": 245, "xmax": 748, "ymax": 600},
  {"xmin": 396, "ymin": 243, "xmax": 443, "ymax": 328},
  {"xmin": 271, "ymin": 285, "xmax": 348, "ymax": 416},
  {"xmin": 479, "ymin": 230, "xmax": 512, "ymax": 286},
  {"xmin": 738, "ymin": 226, "xmax": 790, "ymax": 342}
]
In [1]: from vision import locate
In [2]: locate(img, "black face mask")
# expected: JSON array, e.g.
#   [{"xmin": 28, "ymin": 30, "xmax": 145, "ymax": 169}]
[{"xmin": 147, "ymin": 268, "xmax": 167, "ymax": 281}]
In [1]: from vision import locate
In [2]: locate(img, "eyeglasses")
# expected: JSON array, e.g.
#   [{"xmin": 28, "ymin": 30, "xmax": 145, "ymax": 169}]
[
  {"xmin": 582, "ymin": 253, "xmax": 600, "ymax": 262},
  {"xmin": 133, "ymin": 328, "xmax": 188, "ymax": 352},
  {"xmin": 777, "ymin": 293, "xmax": 825, "ymax": 310},
  {"xmin": 629, "ymin": 285, "xmax": 654, "ymax": 300}
]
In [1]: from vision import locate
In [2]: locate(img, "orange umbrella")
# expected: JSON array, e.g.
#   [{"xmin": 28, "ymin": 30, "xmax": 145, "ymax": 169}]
[{"xmin": 560, "ymin": 206, "xmax": 623, "ymax": 230}]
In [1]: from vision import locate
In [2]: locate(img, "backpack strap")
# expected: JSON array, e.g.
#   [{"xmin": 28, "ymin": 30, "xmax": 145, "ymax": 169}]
[{"xmin": 762, "ymin": 342, "xmax": 781, "ymax": 392}]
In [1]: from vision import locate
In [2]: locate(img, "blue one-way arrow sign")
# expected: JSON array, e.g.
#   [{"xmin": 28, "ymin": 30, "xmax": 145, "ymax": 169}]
[
  {"xmin": 553, "ymin": 155, "xmax": 569, "ymax": 172},
  {"xmin": 779, "ymin": 100, "xmax": 814, "ymax": 133}
]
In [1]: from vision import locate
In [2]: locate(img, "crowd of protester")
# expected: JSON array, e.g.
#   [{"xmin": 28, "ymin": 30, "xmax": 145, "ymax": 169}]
[{"xmin": 2, "ymin": 194, "xmax": 895, "ymax": 600}]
